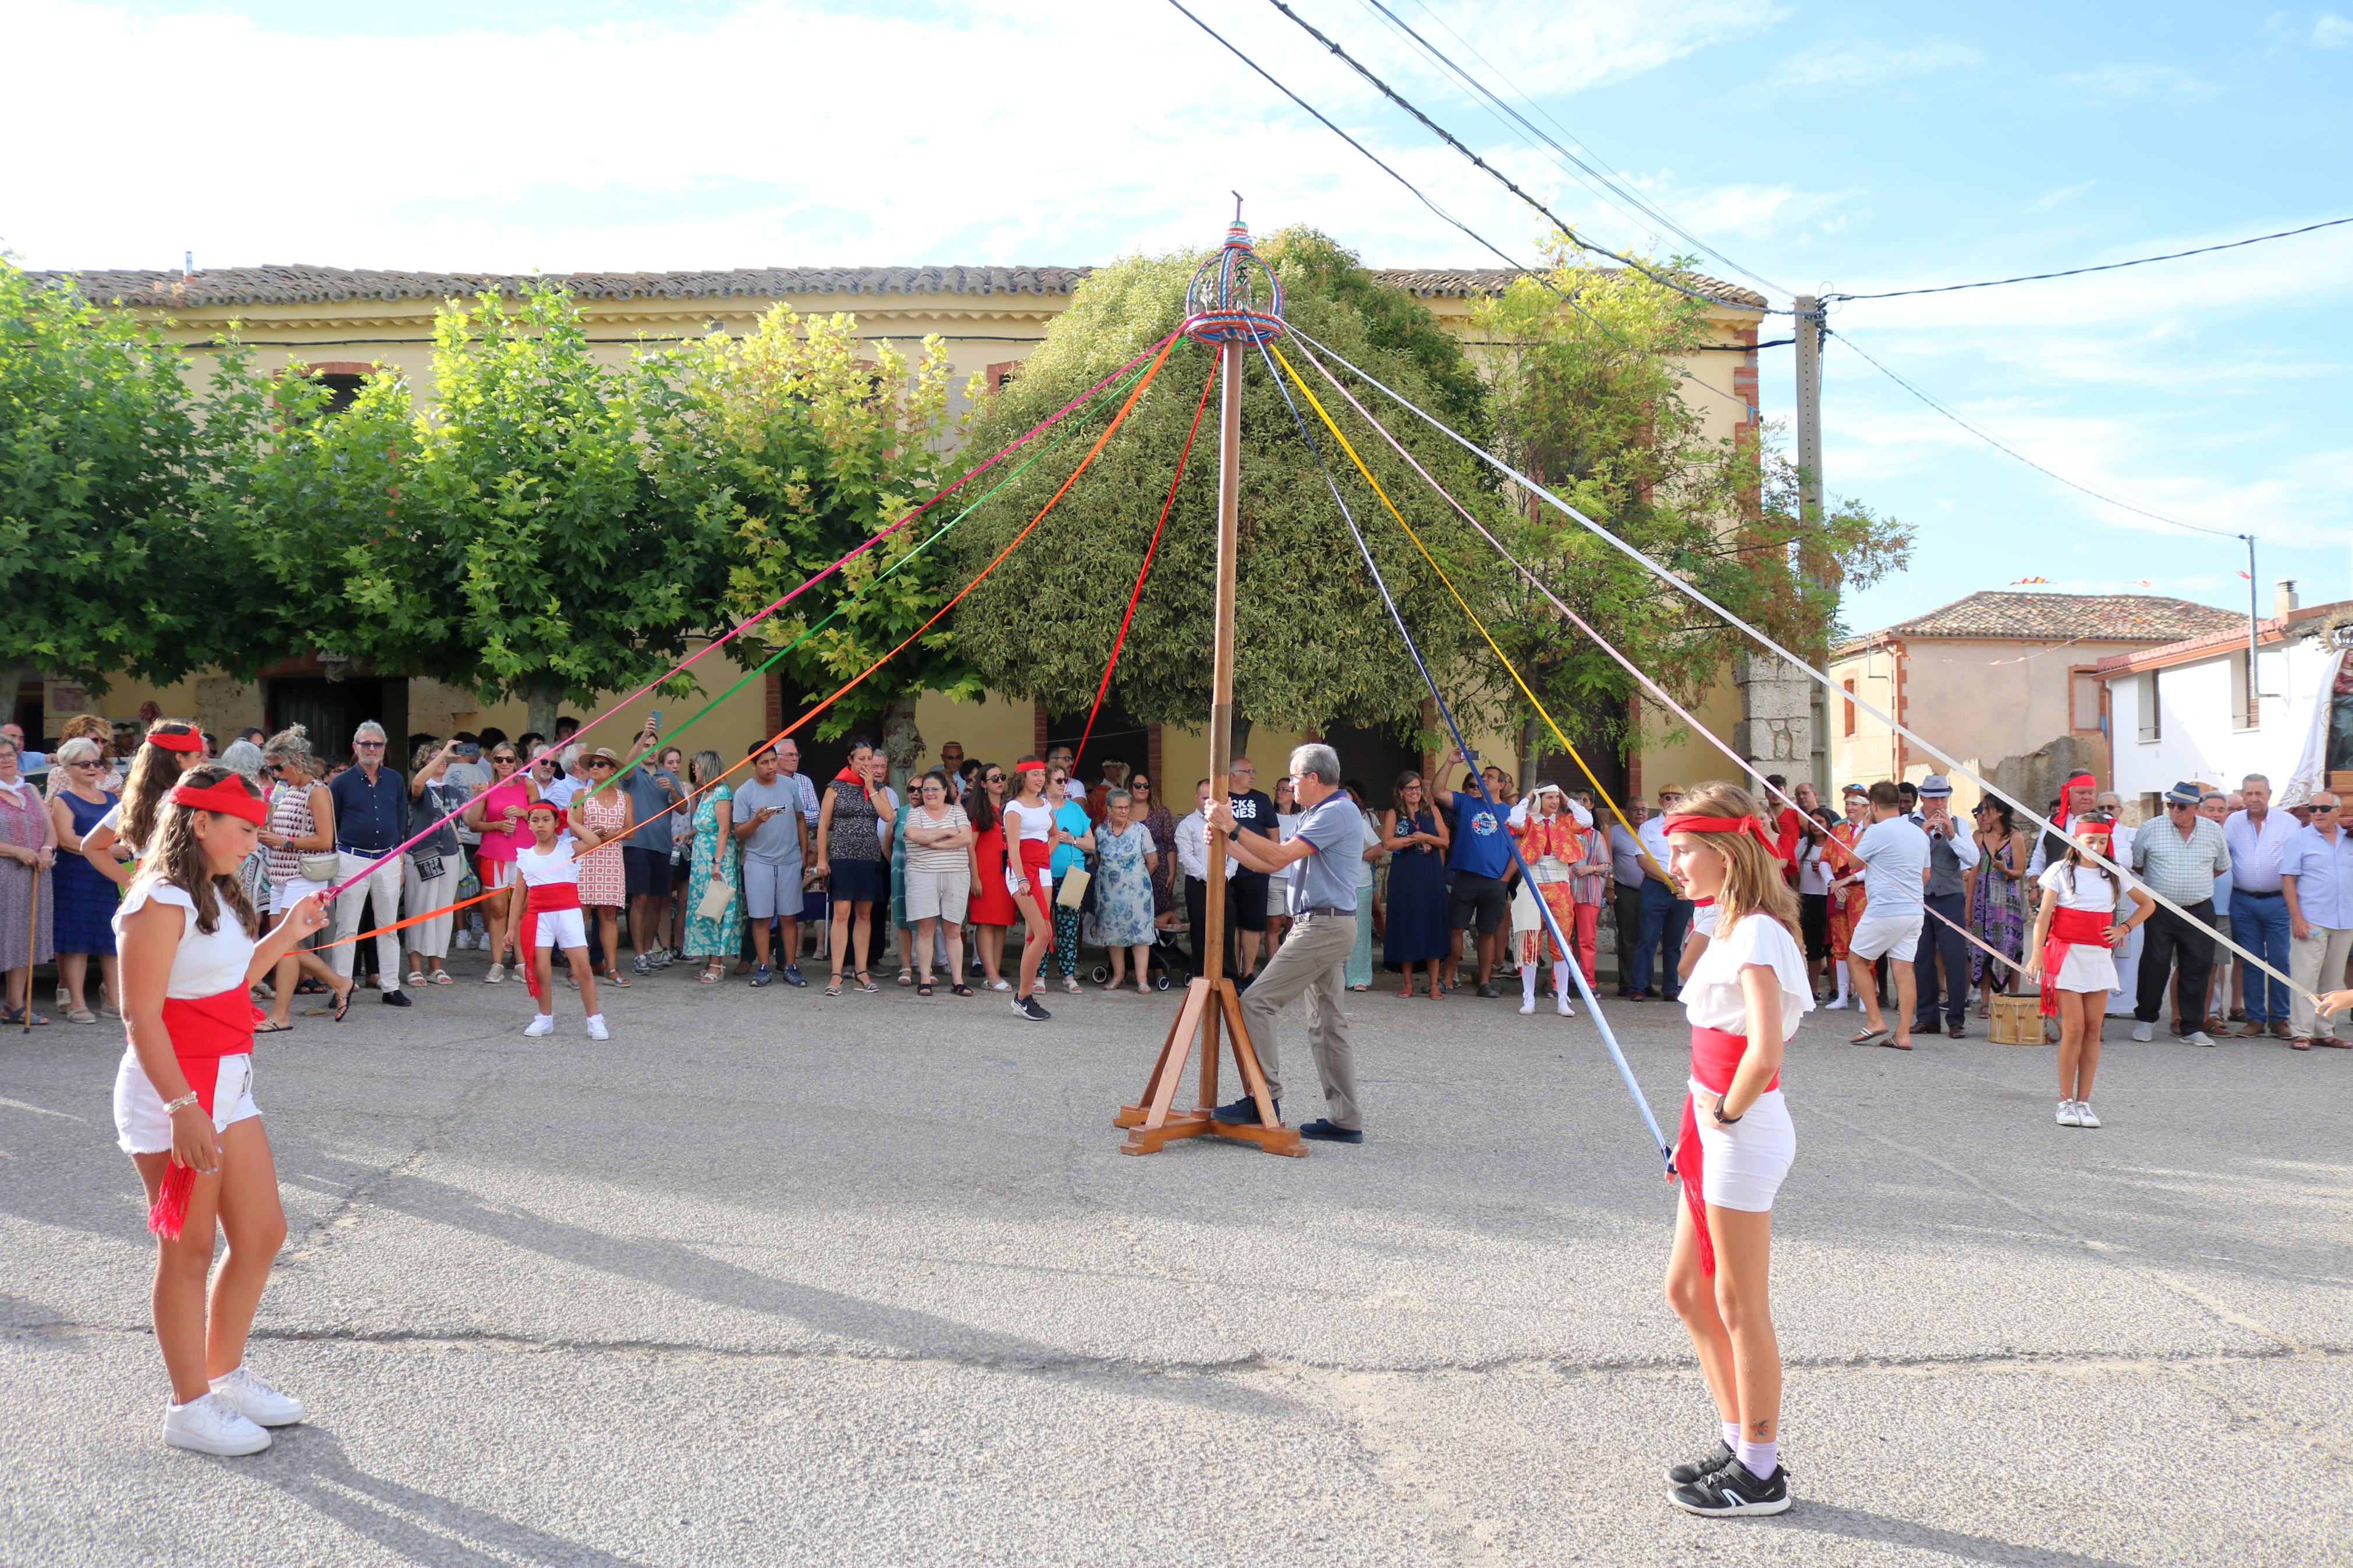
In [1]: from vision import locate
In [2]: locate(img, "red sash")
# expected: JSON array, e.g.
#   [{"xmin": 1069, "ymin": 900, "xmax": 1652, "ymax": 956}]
[
  {"xmin": 147, "ymin": 989, "xmax": 264, "ymax": 1240},
  {"xmin": 2039, "ymin": 905, "xmax": 2114, "ymax": 1016},
  {"xmin": 1677, "ymin": 1025, "xmax": 1781, "ymax": 1278},
  {"xmin": 519, "ymin": 881, "xmax": 583, "ymax": 1001}
]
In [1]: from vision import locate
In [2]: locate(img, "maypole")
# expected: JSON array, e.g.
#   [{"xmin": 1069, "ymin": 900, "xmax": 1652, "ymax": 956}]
[{"xmin": 1116, "ymin": 202, "xmax": 1302, "ymax": 1158}]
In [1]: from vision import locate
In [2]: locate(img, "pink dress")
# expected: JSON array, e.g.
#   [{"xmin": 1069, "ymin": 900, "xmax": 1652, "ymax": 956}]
[{"xmin": 577, "ymin": 790, "xmax": 628, "ymax": 909}]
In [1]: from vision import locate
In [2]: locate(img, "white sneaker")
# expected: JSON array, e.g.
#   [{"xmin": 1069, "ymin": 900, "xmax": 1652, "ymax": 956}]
[
  {"xmin": 524, "ymin": 1014, "xmax": 555, "ymax": 1037},
  {"xmin": 1558, "ymin": 999, "xmax": 1575, "ymax": 1018},
  {"xmin": 1826, "ymin": 996, "xmax": 1850, "ymax": 1011},
  {"xmin": 1518, "ymin": 998, "xmax": 1537, "ymax": 1015},
  {"xmin": 2130, "ymin": 1021, "xmax": 2154, "ymax": 1043},
  {"xmin": 2057, "ymin": 1100, "xmax": 2082, "ymax": 1127},
  {"xmin": 162, "ymin": 1392, "xmax": 271, "ymax": 1455},
  {"xmin": 585, "ymin": 1014, "xmax": 609, "ymax": 1041},
  {"xmin": 2186, "ymin": 1029, "xmax": 2216, "ymax": 1047},
  {"xmin": 484, "ymin": 963, "xmax": 505, "ymax": 984},
  {"xmin": 2075, "ymin": 1101, "xmax": 2101, "ymax": 1128},
  {"xmin": 209, "ymin": 1366, "xmax": 305, "ymax": 1427}
]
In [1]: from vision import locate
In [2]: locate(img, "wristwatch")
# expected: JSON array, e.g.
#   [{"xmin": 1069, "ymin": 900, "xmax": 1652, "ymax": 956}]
[{"xmin": 1711, "ymin": 1100, "xmax": 1743, "ymax": 1125}]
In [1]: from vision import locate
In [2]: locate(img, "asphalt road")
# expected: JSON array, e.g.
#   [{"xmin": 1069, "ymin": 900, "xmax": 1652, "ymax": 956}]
[{"xmin": 3, "ymin": 952, "xmax": 2346, "ymax": 1567}]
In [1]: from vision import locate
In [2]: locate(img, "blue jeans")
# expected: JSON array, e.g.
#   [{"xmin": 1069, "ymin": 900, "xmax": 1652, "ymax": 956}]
[
  {"xmin": 2231, "ymin": 888, "xmax": 2291, "ymax": 1023},
  {"xmin": 1633, "ymin": 878, "xmax": 1692, "ymax": 998}
]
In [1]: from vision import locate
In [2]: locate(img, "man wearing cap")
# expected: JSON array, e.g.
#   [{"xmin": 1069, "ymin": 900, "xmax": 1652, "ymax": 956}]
[
  {"xmin": 2128, "ymin": 781, "xmax": 2228, "ymax": 1046},
  {"xmin": 1910, "ymin": 776, "xmax": 1981, "ymax": 1039},
  {"xmin": 2279, "ymin": 790, "xmax": 2353, "ymax": 1048}
]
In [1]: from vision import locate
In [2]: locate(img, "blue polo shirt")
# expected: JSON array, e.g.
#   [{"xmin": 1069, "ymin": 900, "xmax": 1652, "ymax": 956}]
[
  {"xmin": 328, "ymin": 765, "xmax": 409, "ymax": 855},
  {"xmin": 1445, "ymin": 791, "xmax": 1512, "ymax": 880},
  {"xmin": 2282, "ymin": 823, "xmax": 2353, "ymax": 929}
]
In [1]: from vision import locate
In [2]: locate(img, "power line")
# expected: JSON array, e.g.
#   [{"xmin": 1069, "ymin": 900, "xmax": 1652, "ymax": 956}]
[
  {"xmin": 1258, "ymin": 0, "xmax": 1776, "ymax": 317},
  {"xmin": 1158, "ymin": 0, "xmax": 1760, "ymax": 418},
  {"xmin": 1355, "ymin": 0, "xmax": 1794, "ymax": 302},
  {"xmin": 1826, "ymin": 326, "xmax": 2245, "ymax": 542},
  {"xmin": 1825, "ymin": 216, "xmax": 2353, "ymax": 303}
]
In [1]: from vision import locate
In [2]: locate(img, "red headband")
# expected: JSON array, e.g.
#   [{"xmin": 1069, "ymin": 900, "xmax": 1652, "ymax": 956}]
[
  {"xmin": 1663, "ymin": 812, "xmax": 1782, "ymax": 855},
  {"xmin": 2055, "ymin": 771, "xmax": 2098, "ymax": 833},
  {"xmin": 1016, "ymin": 760, "xmax": 1048, "ymax": 774},
  {"xmin": 169, "ymin": 778, "xmax": 265, "ymax": 826},
  {"xmin": 526, "ymin": 803, "xmax": 569, "ymax": 831},
  {"xmin": 148, "ymin": 728, "xmax": 204, "ymax": 755}
]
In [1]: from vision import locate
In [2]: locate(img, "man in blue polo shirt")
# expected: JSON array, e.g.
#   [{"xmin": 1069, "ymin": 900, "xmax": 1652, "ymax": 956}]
[{"xmin": 1437, "ymin": 746, "xmax": 1512, "ymax": 998}]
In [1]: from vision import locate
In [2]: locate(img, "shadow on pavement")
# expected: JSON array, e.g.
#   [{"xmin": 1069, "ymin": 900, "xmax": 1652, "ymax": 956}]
[{"xmin": 1768, "ymin": 1501, "xmax": 2142, "ymax": 1567}]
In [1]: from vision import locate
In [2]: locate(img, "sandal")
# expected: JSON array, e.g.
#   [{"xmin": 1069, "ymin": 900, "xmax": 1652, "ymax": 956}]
[
  {"xmin": 952, "ymin": 983, "xmax": 974, "ymax": 998},
  {"xmin": 897, "ymin": 968, "xmax": 914, "ymax": 987},
  {"xmin": 253, "ymin": 1020, "xmax": 293, "ymax": 1034},
  {"xmin": 66, "ymin": 1007, "xmax": 98, "ymax": 1025},
  {"xmin": 332, "ymin": 986, "xmax": 353, "ymax": 1023},
  {"xmin": 429, "ymin": 969, "xmax": 455, "ymax": 986},
  {"xmin": 700, "ymin": 961, "xmax": 724, "ymax": 984},
  {"xmin": 855, "ymin": 971, "xmax": 879, "ymax": 994},
  {"xmin": 1850, "ymin": 1026, "xmax": 1890, "ymax": 1046},
  {"xmin": 604, "ymin": 968, "xmax": 632, "ymax": 989},
  {"xmin": 917, "ymin": 980, "xmax": 934, "ymax": 997},
  {"xmin": 825, "ymin": 974, "xmax": 843, "ymax": 997},
  {"xmin": 406, "ymin": 969, "xmax": 426, "ymax": 987}
]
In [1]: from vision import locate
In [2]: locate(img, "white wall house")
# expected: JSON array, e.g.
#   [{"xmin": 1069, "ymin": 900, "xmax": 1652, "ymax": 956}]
[{"xmin": 2101, "ymin": 593, "xmax": 2353, "ymax": 815}]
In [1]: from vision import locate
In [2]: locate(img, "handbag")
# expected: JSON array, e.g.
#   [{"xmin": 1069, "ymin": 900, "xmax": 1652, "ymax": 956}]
[
  {"xmin": 300, "ymin": 852, "xmax": 341, "ymax": 883},
  {"xmin": 697, "ymin": 871, "xmax": 736, "ymax": 920},
  {"xmin": 1055, "ymin": 866, "xmax": 1091, "ymax": 909},
  {"xmin": 411, "ymin": 851, "xmax": 446, "ymax": 883}
]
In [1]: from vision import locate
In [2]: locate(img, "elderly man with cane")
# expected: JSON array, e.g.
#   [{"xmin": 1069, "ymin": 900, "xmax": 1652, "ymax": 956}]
[{"xmin": 1205, "ymin": 742, "xmax": 1367, "ymax": 1144}]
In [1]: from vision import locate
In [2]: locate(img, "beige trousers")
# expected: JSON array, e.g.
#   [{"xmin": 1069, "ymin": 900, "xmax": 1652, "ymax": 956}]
[
  {"xmin": 2288, "ymin": 923, "xmax": 2353, "ymax": 1040},
  {"xmin": 1237, "ymin": 909, "xmax": 1360, "ymax": 1130}
]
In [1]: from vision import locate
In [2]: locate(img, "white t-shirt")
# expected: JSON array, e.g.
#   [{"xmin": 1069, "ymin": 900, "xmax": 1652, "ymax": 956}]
[
  {"xmin": 1356, "ymin": 810, "xmax": 1380, "ymax": 890},
  {"xmin": 1854, "ymin": 816, "xmax": 1930, "ymax": 908},
  {"xmin": 2039, "ymin": 862, "xmax": 2120, "ymax": 914},
  {"xmin": 113, "ymin": 878, "xmax": 254, "ymax": 999},
  {"xmin": 1681, "ymin": 911, "xmax": 1814, "ymax": 1039},
  {"xmin": 1270, "ymin": 810, "xmax": 1302, "ymax": 886},
  {"xmin": 1691, "ymin": 899, "xmax": 1720, "ymax": 936},
  {"xmin": 1797, "ymin": 843, "xmax": 1833, "ymax": 897},
  {"xmin": 514, "ymin": 841, "xmax": 581, "ymax": 888},
  {"xmin": 1003, "ymin": 798, "xmax": 1053, "ymax": 843}
]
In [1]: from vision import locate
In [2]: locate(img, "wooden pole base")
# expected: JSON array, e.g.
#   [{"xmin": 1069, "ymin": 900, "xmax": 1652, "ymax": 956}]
[{"xmin": 1115, "ymin": 977, "xmax": 1304, "ymax": 1157}]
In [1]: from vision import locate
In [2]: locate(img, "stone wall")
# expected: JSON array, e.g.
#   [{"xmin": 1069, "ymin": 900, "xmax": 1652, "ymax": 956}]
[{"xmin": 1731, "ymin": 652, "xmax": 1815, "ymax": 777}]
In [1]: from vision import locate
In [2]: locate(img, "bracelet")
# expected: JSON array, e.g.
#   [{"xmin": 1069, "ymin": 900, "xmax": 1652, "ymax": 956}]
[
  {"xmin": 1712, "ymin": 1101, "xmax": 1744, "ymax": 1125},
  {"xmin": 162, "ymin": 1091, "xmax": 200, "ymax": 1115}
]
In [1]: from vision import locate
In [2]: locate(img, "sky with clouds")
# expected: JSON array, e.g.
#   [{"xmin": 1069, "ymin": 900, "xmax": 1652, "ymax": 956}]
[{"xmin": 5, "ymin": 0, "xmax": 2348, "ymax": 633}]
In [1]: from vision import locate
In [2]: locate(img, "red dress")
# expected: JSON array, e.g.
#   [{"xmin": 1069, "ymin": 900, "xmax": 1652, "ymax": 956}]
[{"xmin": 968, "ymin": 822, "xmax": 1017, "ymax": 927}]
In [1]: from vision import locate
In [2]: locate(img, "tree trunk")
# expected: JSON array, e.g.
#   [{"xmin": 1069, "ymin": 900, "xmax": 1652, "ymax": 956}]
[
  {"xmin": 881, "ymin": 689, "xmax": 925, "ymax": 798},
  {"xmin": 524, "ymin": 682, "xmax": 562, "ymax": 747}
]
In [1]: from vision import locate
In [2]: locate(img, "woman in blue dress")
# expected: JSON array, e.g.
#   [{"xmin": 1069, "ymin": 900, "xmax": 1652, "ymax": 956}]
[
  {"xmin": 1091, "ymin": 788, "xmax": 1158, "ymax": 993},
  {"xmin": 45, "ymin": 736, "xmax": 122, "ymax": 1022},
  {"xmin": 1379, "ymin": 770, "xmax": 1451, "ymax": 999}
]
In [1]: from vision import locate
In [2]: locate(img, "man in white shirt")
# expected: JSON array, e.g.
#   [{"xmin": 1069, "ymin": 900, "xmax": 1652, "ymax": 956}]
[
  {"xmin": 540, "ymin": 745, "xmax": 586, "ymax": 809},
  {"xmin": 2223, "ymin": 772, "xmax": 2299, "ymax": 1038},
  {"xmin": 1846, "ymin": 780, "xmax": 1931, "ymax": 1049},
  {"xmin": 1177, "ymin": 777, "xmax": 1238, "ymax": 977}
]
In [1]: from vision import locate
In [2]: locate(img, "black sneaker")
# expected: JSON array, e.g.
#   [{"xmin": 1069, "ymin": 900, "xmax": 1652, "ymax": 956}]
[
  {"xmin": 1670, "ymin": 1459, "xmax": 1790, "ymax": 1517},
  {"xmin": 1014, "ymin": 995, "xmax": 1051, "ymax": 1021},
  {"xmin": 1298, "ymin": 1119, "xmax": 1362, "ymax": 1143},
  {"xmin": 1211, "ymin": 1094, "xmax": 1279, "ymax": 1125},
  {"xmin": 1666, "ymin": 1440, "xmax": 1736, "ymax": 1485},
  {"xmin": 381, "ymin": 990, "xmax": 412, "ymax": 1008},
  {"xmin": 1475, "ymin": 983, "xmax": 1500, "ymax": 999}
]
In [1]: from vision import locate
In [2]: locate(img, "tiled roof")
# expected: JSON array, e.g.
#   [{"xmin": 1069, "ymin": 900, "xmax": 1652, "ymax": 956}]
[
  {"xmin": 29, "ymin": 262, "xmax": 1767, "ymax": 312},
  {"xmin": 1846, "ymin": 591, "xmax": 2247, "ymax": 648}
]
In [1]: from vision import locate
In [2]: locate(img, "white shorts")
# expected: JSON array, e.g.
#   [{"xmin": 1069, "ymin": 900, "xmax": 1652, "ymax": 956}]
[
  {"xmin": 1691, "ymin": 1080, "xmax": 1795, "ymax": 1212},
  {"xmin": 1847, "ymin": 911, "xmax": 1922, "ymax": 963},
  {"xmin": 270, "ymin": 874, "xmax": 329, "ymax": 915},
  {"xmin": 904, "ymin": 867, "xmax": 970, "ymax": 923},
  {"xmin": 479, "ymin": 858, "xmax": 517, "ymax": 891},
  {"xmin": 115, "ymin": 1048, "xmax": 259, "ymax": 1156},
  {"xmin": 531, "ymin": 908, "xmax": 587, "ymax": 949}
]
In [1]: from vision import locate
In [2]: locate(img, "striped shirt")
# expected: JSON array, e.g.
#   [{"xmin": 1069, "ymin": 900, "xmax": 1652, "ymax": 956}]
[{"xmin": 2130, "ymin": 815, "xmax": 2230, "ymax": 905}]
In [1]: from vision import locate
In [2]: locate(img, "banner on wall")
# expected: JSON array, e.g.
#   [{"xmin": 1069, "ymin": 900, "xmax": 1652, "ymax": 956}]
[{"xmin": 42, "ymin": 680, "xmax": 91, "ymax": 719}]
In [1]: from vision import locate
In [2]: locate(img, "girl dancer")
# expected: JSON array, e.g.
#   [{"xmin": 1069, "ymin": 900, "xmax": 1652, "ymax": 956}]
[
  {"xmin": 2023, "ymin": 811, "xmax": 2150, "ymax": 1129},
  {"xmin": 513, "ymin": 801, "xmax": 618, "ymax": 1040},
  {"xmin": 115, "ymin": 766, "xmax": 329, "ymax": 1454},
  {"xmin": 1002, "ymin": 758, "xmax": 1056, "ymax": 1021},
  {"xmin": 1659, "ymin": 782, "xmax": 1810, "ymax": 1517}
]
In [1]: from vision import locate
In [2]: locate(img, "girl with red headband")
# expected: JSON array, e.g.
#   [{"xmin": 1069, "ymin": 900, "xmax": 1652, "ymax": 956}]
[
  {"xmin": 1658, "ymin": 781, "xmax": 1809, "ymax": 1517},
  {"xmin": 1001, "ymin": 757, "xmax": 1057, "ymax": 1021},
  {"xmin": 514, "ymin": 799, "xmax": 622, "ymax": 1040},
  {"xmin": 2023, "ymin": 812, "xmax": 2150, "ymax": 1129},
  {"xmin": 78, "ymin": 718, "xmax": 209, "ymax": 890},
  {"xmin": 112, "ymin": 765, "xmax": 331, "ymax": 1455}
]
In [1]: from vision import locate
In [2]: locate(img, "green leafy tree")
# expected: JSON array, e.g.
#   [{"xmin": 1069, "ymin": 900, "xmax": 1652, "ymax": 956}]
[
  {"xmin": 0, "ymin": 257, "xmax": 261, "ymax": 697},
  {"xmin": 950, "ymin": 230, "xmax": 1493, "ymax": 744},
  {"xmin": 1476, "ymin": 247, "xmax": 1912, "ymax": 781},
  {"xmin": 636, "ymin": 310, "xmax": 967, "ymax": 790}
]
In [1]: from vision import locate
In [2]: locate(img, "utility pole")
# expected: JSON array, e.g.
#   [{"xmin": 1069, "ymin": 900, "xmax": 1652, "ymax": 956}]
[{"xmin": 1794, "ymin": 294, "xmax": 1830, "ymax": 795}]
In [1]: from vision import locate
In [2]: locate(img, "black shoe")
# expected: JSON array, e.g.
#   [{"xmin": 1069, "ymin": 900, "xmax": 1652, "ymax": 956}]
[
  {"xmin": 1298, "ymin": 1118, "xmax": 1362, "ymax": 1143},
  {"xmin": 1670, "ymin": 1459, "xmax": 1790, "ymax": 1517},
  {"xmin": 1014, "ymin": 995, "xmax": 1050, "ymax": 1022},
  {"xmin": 1666, "ymin": 1441, "xmax": 1736, "ymax": 1486},
  {"xmin": 381, "ymin": 990, "xmax": 411, "ymax": 1008},
  {"xmin": 1475, "ymin": 983, "xmax": 1500, "ymax": 999},
  {"xmin": 1211, "ymin": 1094, "xmax": 1279, "ymax": 1125}
]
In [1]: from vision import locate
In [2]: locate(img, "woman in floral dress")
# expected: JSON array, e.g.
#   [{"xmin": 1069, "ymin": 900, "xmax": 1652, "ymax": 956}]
[
  {"xmin": 1091, "ymin": 789, "xmax": 1158, "ymax": 993},
  {"xmin": 1968, "ymin": 797, "xmax": 2033, "ymax": 1008},
  {"xmin": 682, "ymin": 751, "xmax": 741, "ymax": 983},
  {"xmin": 575, "ymin": 751, "xmax": 634, "ymax": 989}
]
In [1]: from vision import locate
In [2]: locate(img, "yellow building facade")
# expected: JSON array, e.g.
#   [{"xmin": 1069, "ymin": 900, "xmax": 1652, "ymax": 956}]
[{"xmin": 37, "ymin": 261, "xmax": 1766, "ymax": 807}]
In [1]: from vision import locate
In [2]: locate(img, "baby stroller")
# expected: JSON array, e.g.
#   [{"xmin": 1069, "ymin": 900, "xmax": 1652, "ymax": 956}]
[{"xmin": 1091, "ymin": 926, "xmax": 1190, "ymax": 991}]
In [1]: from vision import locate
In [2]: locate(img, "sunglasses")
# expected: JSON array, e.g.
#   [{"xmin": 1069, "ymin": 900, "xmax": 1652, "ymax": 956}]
[
  {"xmin": 354, "ymin": 740, "xmax": 385, "ymax": 749},
  {"xmin": 491, "ymin": 754, "xmax": 517, "ymax": 765},
  {"xmin": 587, "ymin": 759, "xmax": 615, "ymax": 770}
]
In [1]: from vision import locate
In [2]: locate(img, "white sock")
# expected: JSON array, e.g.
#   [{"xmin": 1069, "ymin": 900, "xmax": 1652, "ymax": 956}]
[
  {"xmin": 1737, "ymin": 1437, "xmax": 1778, "ymax": 1480},
  {"xmin": 1552, "ymin": 962, "xmax": 1571, "ymax": 1008},
  {"xmin": 1721, "ymin": 1419, "xmax": 1740, "ymax": 1449},
  {"xmin": 1834, "ymin": 967, "xmax": 1850, "ymax": 1004},
  {"xmin": 1521, "ymin": 965, "xmax": 1538, "ymax": 1004}
]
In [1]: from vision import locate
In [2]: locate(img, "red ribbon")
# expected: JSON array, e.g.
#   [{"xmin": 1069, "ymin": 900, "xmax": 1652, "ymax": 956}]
[
  {"xmin": 519, "ymin": 882, "xmax": 583, "ymax": 1001},
  {"xmin": 2039, "ymin": 905, "xmax": 2114, "ymax": 1016},
  {"xmin": 168, "ymin": 777, "xmax": 266, "ymax": 826},
  {"xmin": 1662, "ymin": 812, "xmax": 1783, "ymax": 856},
  {"xmin": 146, "ymin": 989, "xmax": 264, "ymax": 1240},
  {"xmin": 147, "ymin": 727, "xmax": 205, "ymax": 754},
  {"xmin": 1677, "ymin": 1025, "xmax": 1782, "ymax": 1278}
]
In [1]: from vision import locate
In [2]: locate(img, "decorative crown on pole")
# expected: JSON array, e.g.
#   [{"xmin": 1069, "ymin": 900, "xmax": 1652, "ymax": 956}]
[{"xmin": 1183, "ymin": 193, "xmax": 1286, "ymax": 346}]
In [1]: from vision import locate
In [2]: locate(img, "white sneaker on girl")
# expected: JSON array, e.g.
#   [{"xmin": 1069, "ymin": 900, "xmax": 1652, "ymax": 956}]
[
  {"xmin": 524, "ymin": 1014, "xmax": 555, "ymax": 1037},
  {"xmin": 585, "ymin": 1014, "xmax": 609, "ymax": 1041},
  {"xmin": 162, "ymin": 1392, "xmax": 270, "ymax": 1455},
  {"xmin": 210, "ymin": 1366, "xmax": 306, "ymax": 1426}
]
